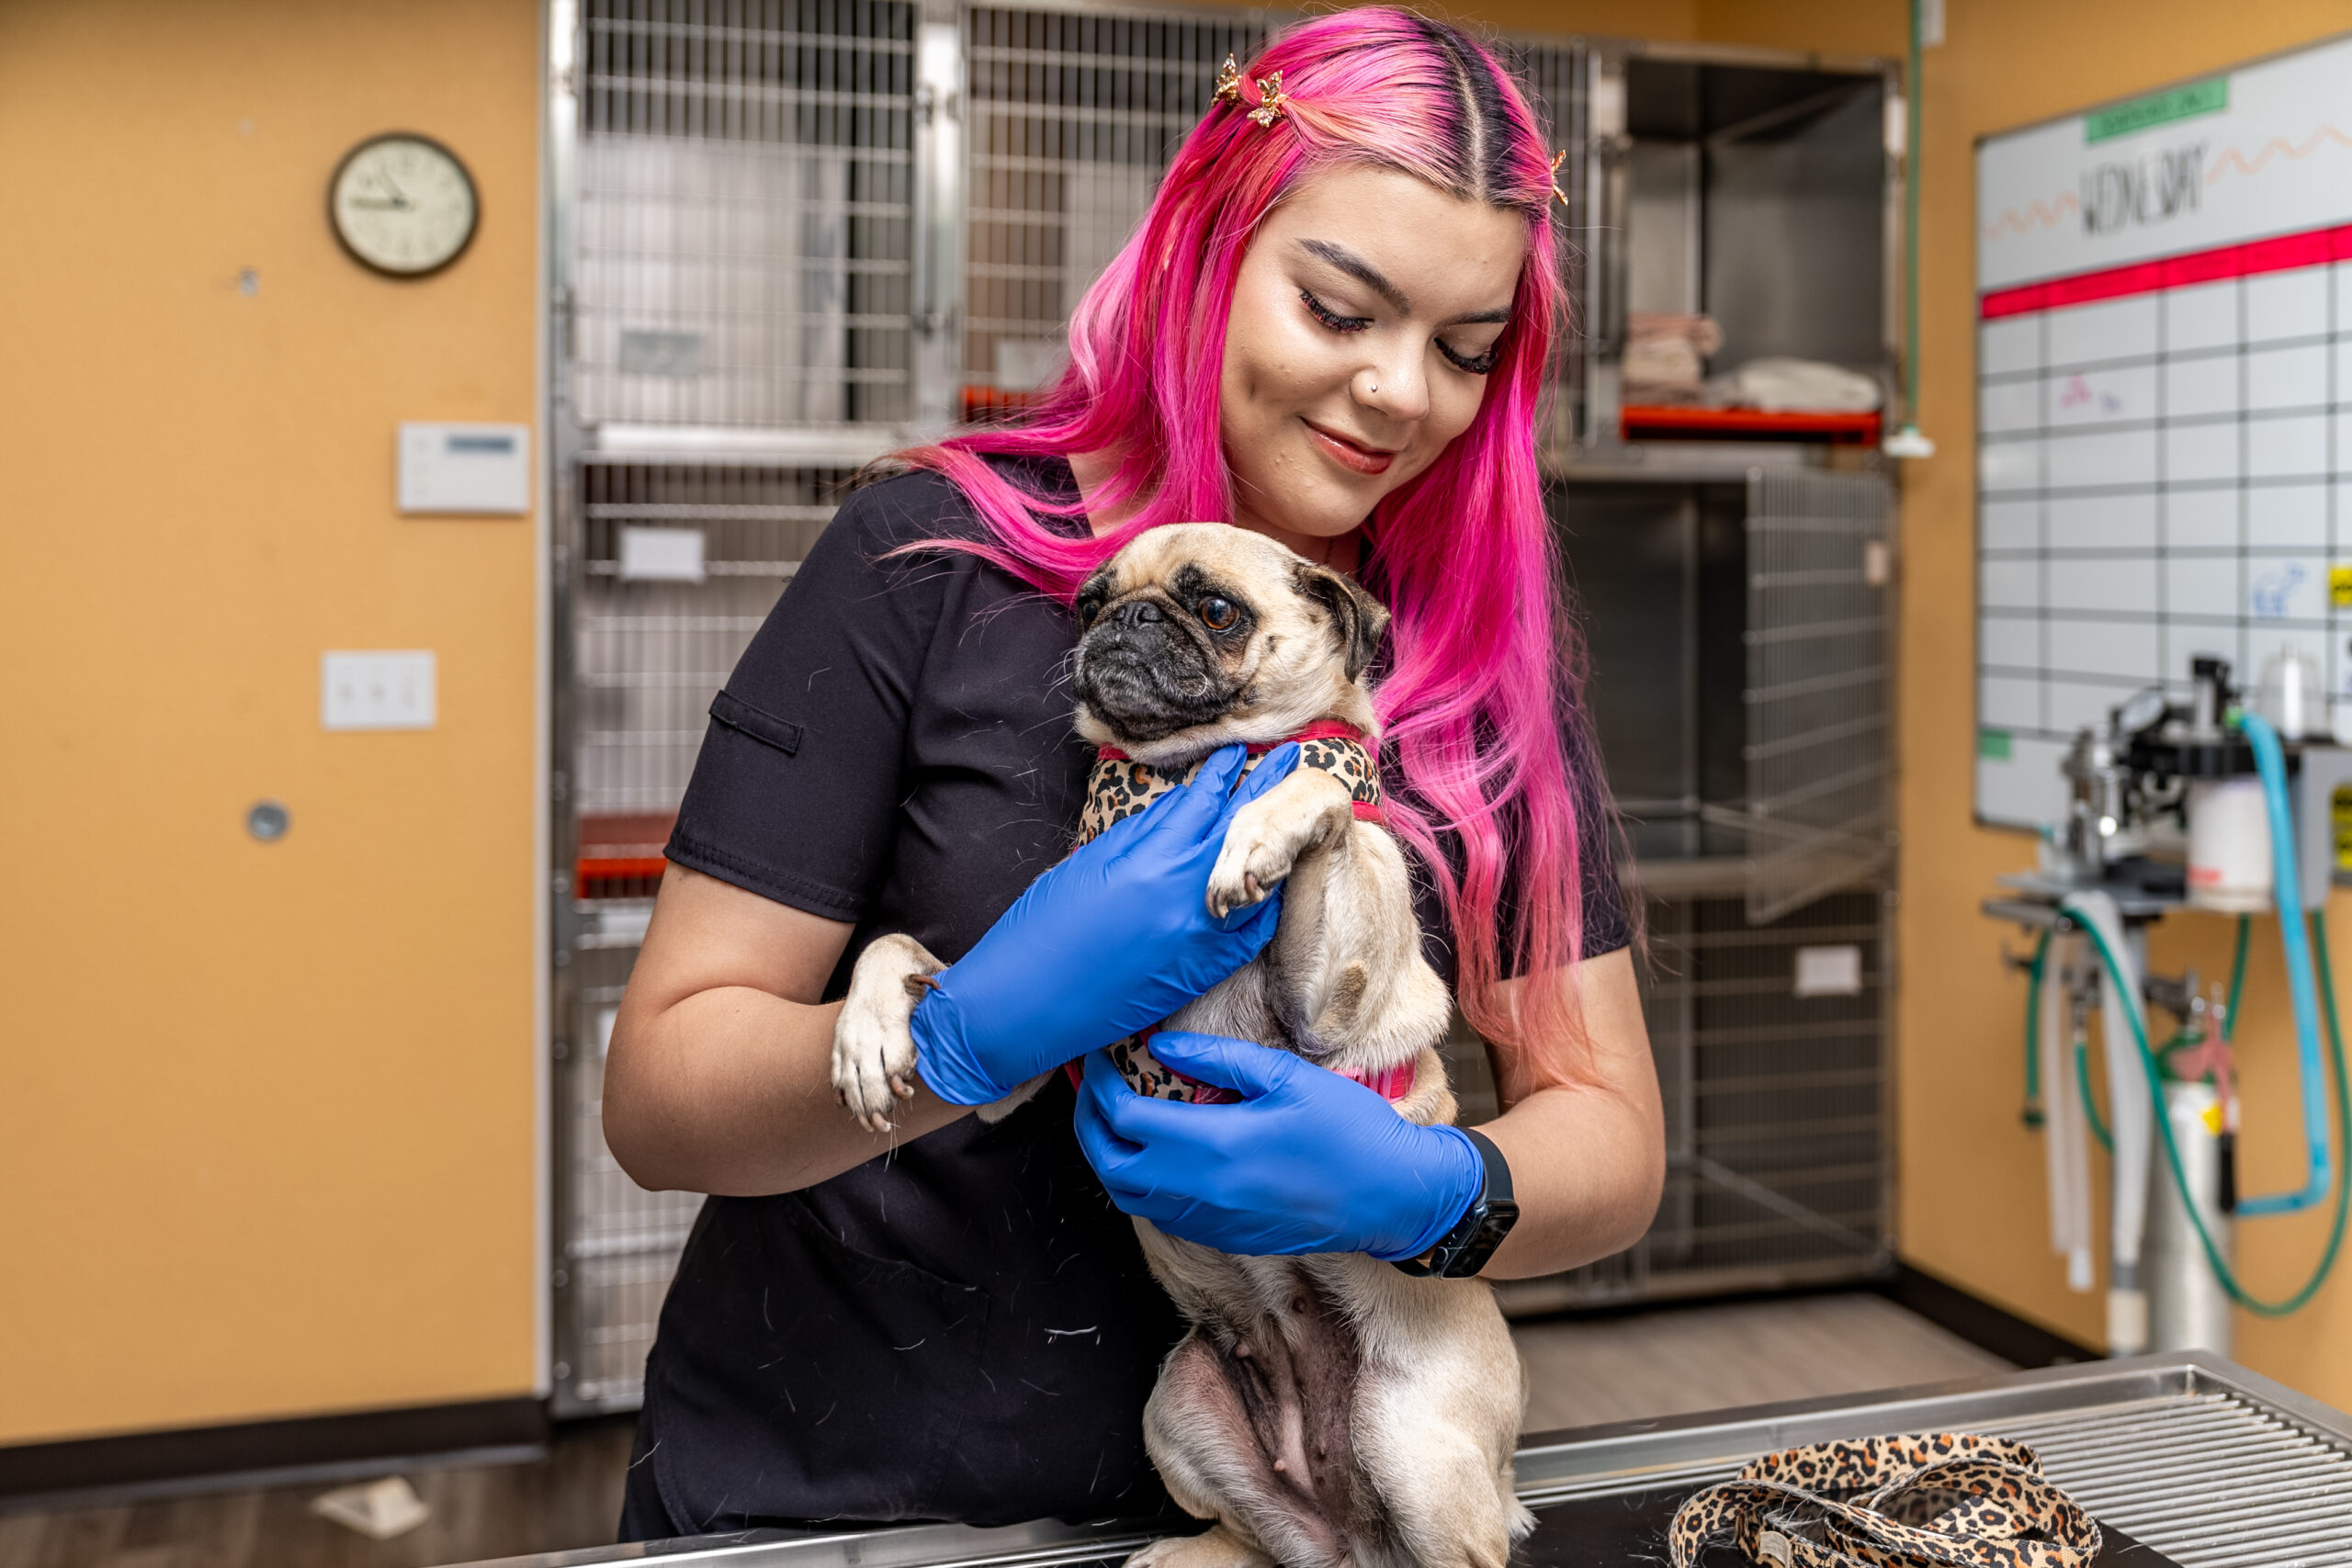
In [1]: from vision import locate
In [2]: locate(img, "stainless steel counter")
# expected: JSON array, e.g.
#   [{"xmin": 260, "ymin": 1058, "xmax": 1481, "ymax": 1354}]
[{"xmin": 452, "ymin": 1353, "xmax": 2352, "ymax": 1568}]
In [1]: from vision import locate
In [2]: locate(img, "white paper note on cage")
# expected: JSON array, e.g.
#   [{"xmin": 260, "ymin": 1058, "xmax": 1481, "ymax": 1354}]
[
  {"xmin": 620, "ymin": 525, "xmax": 707, "ymax": 583},
  {"xmin": 1793, "ymin": 944, "xmax": 1864, "ymax": 998}
]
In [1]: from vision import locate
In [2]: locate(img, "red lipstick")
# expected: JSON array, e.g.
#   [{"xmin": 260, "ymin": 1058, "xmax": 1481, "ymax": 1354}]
[{"xmin": 1304, "ymin": 419, "xmax": 1397, "ymax": 477}]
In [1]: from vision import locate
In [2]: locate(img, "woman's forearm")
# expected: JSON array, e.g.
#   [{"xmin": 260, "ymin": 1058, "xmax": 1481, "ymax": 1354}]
[
  {"xmin": 1474, "ymin": 1079, "xmax": 1664, "ymax": 1277},
  {"xmin": 604, "ymin": 865, "xmax": 968, "ymax": 1196},
  {"xmin": 1472, "ymin": 948, "xmax": 1666, "ymax": 1278},
  {"xmin": 606, "ymin": 984, "xmax": 967, "ymax": 1196}
]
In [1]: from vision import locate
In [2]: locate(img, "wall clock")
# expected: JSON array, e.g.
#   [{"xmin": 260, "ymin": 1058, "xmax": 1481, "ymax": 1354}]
[{"xmin": 328, "ymin": 132, "xmax": 479, "ymax": 278}]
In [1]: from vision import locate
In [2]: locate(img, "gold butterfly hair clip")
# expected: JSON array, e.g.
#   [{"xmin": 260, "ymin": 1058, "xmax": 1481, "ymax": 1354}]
[
  {"xmin": 1549, "ymin": 149, "xmax": 1571, "ymax": 208},
  {"xmin": 1212, "ymin": 53, "xmax": 1289, "ymax": 129}
]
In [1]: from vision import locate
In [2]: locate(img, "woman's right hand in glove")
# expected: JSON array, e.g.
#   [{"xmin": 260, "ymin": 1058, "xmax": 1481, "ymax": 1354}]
[{"xmin": 909, "ymin": 742, "xmax": 1300, "ymax": 1106}]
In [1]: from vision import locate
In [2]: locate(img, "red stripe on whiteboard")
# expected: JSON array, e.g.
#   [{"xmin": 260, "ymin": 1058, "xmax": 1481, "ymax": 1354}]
[{"xmin": 1981, "ymin": 221, "xmax": 2352, "ymax": 319}]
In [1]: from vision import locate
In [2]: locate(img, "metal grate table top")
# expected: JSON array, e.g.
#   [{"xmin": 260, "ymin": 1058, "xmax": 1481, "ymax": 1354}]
[{"xmin": 447, "ymin": 1354, "xmax": 2352, "ymax": 1568}]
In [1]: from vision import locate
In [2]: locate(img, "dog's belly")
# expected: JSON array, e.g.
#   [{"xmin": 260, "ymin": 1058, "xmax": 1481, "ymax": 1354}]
[{"xmin": 1146, "ymin": 1259, "xmax": 1376, "ymax": 1568}]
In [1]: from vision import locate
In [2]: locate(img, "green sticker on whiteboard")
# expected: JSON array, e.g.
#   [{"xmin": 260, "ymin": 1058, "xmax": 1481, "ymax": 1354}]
[
  {"xmin": 1979, "ymin": 728, "xmax": 2013, "ymax": 761},
  {"xmin": 2086, "ymin": 79, "xmax": 2227, "ymax": 143}
]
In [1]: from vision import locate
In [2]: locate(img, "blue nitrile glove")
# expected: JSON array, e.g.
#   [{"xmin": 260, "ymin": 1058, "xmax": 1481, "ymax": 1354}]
[
  {"xmin": 909, "ymin": 743, "xmax": 1302, "ymax": 1106},
  {"xmin": 1071, "ymin": 1031, "xmax": 1485, "ymax": 1260}
]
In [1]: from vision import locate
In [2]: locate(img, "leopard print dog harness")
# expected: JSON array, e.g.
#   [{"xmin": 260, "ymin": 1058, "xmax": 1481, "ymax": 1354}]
[
  {"xmin": 1073, "ymin": 719, "xmax": 1385, "ymax": 851},
  {"xmin": 1065, "ymin": 720, "xmax": 1408, "ymax": 1108},
  {"xmin": 1668, "ymin": 1433, "xmax": 2100, "ymax": 1568}
]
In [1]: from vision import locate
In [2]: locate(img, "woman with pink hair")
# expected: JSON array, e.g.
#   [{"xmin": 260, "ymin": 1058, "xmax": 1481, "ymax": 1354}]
[{"xmin": 604, "ymin": 6, "xmax": 1663, "ymax": 1540}]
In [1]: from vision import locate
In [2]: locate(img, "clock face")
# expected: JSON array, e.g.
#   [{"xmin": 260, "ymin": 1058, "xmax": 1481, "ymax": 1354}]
[{"xmin": 329, "ymin": 133, "xmax": 478, "ymax": 277}]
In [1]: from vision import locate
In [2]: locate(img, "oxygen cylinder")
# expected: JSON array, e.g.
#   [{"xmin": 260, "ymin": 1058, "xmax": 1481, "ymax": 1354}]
[{"xmin": 2144, "ymin": 1077, "xmax": 2233, "ymax": 1357}]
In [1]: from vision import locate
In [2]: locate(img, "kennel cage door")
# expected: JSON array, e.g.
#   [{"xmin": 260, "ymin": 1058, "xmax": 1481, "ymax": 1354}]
[{"xmin": 1743, "ymin": 468, "xmax": 1894, "ymax": 924}]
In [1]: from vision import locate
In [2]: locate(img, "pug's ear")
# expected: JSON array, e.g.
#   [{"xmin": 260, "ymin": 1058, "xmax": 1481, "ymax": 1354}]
[
  {"xmin": 1291, "ymin": 561, "xmax": 1390, "ymax": 683},
  {"xmin": 1074, "ymin": 566, "xmax": 1115, "ymax": 630}
]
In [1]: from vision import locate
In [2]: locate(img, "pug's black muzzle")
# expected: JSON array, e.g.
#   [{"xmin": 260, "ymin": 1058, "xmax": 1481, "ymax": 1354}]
[{"xmin": 1075, "ymin": 599, "xmax": 1238, "ymax": 743}]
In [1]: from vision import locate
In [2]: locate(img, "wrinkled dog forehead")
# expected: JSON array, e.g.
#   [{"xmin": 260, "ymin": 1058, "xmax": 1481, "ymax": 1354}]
[{"xmin": 1082, "ymin": 523, "xmax": 1297, "ymax": 611}]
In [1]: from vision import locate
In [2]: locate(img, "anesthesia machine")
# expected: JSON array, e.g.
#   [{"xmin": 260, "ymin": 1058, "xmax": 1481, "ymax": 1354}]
[{"xmin": 1984, "ymin": 653, "xmax": 2352, "ymax": 1357}]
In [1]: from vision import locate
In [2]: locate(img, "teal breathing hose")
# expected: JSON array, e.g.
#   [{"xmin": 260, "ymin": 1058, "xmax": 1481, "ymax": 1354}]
[
  {"xmin": 2236, "ymin": 711, "xmax": 2335, "ymax": 1215},
  {"xmin": 2076, "ymin": 1035, "xmax": 2113, "ymax": 1152},
  {"xmin": 2072, "ymin": 909, "xmax": 2348, "ymax": 1314},
  {"xmin": 2023, "ymin": 929, "xmax": 2050, "ymax": 1127}
]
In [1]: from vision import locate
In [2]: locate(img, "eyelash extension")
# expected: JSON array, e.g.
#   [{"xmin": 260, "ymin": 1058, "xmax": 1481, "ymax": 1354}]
[
  {"xmin": 1438, "ymin": 339, "xmax": 1500, "ymax": 376},
  {"xmin": 1300, "ymin": 288, "xmax": 1371, "ymax": 333}
]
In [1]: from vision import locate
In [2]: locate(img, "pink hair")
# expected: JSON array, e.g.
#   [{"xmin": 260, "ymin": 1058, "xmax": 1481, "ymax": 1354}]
[{"xmin": 898, "ymin": 8, "xmax": 1603, "ymax": 1086}]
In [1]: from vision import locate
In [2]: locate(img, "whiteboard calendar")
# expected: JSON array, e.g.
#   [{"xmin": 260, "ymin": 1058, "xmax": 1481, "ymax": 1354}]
[{"xmin": 1974, "ymin": 32, "xmax": 2352, "ymax": 829}]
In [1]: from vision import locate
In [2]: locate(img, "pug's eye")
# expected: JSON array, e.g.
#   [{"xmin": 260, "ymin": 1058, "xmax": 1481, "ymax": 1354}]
[{"xmin": 1196, "ymin": 596, "xmax": 1238, "ymax": 631}]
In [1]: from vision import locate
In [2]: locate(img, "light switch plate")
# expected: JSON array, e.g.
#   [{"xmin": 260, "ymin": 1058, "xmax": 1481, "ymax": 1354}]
[
  {"xmin": 322, "ymin": 650, "xmax": 437, "ymax": 731},
  {"xmin": 398, "ymin": 422, "xmax": 530, "ymax": 514}
]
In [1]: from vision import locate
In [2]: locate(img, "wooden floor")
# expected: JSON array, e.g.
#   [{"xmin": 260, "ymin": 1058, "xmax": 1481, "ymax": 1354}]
[
  {"xmin": 1514, "ymin": 1291, "xmax": 2011, "ymax": 1434},
  {"xmin": 0, "ymin": 1293, "xmax": 2010, "ymax": 1568}
]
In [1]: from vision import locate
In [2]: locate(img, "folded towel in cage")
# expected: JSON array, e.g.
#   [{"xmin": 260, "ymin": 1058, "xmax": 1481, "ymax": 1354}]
[
  {"xmin": 1624, "ymin": 311, "xmax": 1724, "ymax": 401},
  {"xmin": 1703, "ymin": 356, "xmax": 1883, "ymax": 414},
  {"xmin": 1669, "ymin": 1433, "xmax": 2100, "ymax": 1568}
]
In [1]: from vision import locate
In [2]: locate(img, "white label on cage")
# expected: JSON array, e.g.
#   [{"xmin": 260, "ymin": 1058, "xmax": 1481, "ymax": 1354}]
[
  {"xmin": 321, "ymin": 650, "xmax": 436, "ymax": 731},
  {"xmin": 398, "ymin": 422, "xmax": 530, "ymax": 514},
  {"xmin": 618, "ymin": 330, "xmax": 705, "ymax": 378},
  {"xmin": 619, "ymin": 526, "xmax": 707, "ymax": 583},
  {"xmin": 1793, "ymin": 944, "xmax": 1864, "ymax": 998}
]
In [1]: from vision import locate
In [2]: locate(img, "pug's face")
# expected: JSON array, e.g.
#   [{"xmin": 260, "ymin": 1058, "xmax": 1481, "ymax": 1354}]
[{"xmin": 1072, "ymin": 524, "xmax": 1389, "ymax": 763}]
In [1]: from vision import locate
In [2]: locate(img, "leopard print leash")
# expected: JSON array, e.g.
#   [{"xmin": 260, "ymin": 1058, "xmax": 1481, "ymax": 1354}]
[
  {"xmin": 1668, "ymin": 1434, "xmax": 2101, "ymax": 1568},
  {"xmin": 1072, "ymin": 719, "xmax": 1385, "ymax": 851}
]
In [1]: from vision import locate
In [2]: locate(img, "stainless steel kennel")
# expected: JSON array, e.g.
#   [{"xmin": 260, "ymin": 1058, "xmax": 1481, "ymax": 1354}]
[{"xmin": 547, "ymin": 2, "xmax": 1907, "ymax": 1412}]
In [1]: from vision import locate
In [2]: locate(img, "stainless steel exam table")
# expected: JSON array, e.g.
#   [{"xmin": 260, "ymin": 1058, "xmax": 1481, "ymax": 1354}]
[{"xmin": 455, "ymin": 1354, "xmax": 2352, "ymax": 1568}]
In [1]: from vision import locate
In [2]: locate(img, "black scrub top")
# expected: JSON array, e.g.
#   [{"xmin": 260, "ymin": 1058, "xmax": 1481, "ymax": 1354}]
[{"xmin": 623, "ymin": 457, "xmax": 1629, "ymax": 1540}]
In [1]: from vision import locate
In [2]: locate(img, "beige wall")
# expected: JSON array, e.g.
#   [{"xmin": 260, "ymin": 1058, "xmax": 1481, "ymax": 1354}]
[
  {"xmin": 0, "ymin": 0, "xmax": 542, "ymax": 1444},
  {"xmin": 1695, "ymin": 0, "xmax": 2352, "ymax": 1406}
]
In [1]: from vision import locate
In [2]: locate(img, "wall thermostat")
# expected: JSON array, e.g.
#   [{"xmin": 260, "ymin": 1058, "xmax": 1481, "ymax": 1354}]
[{"xmin": 399, "ymin": 422, "xmax": 530, "ymax": 514}]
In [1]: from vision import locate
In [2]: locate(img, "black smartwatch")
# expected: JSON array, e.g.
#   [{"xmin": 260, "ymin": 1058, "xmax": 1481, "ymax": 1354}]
[{"xmin": 1392, "ymin": 1127, "xmax": 1518, "ymax": 1279}]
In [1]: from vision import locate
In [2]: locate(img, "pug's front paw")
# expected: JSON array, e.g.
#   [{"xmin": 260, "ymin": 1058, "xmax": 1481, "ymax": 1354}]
[
  {"xmin": 831, "ymin": 933, "xmax": 943, "ymax": 1133},
  {"xmin": 1205, "ymin": 813, "xmax": 1298, "ymax": 919}
]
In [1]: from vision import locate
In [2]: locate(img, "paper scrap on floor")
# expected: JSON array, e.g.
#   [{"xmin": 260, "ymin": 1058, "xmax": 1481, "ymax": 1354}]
[{"xmin": 311, "ymin": 1474, "xmax": 432, "ymax": 1540}]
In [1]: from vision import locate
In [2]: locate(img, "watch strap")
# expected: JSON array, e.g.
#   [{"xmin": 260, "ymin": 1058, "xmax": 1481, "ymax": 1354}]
[{"xmin": 1392, "ymin": 1127, "xmax": 1519, "ymax": 1278}]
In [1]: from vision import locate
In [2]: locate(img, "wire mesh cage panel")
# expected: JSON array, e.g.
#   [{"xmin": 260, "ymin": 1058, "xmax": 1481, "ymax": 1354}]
[
  {"xmin": 961, "ymin": 4, "xmax": 1265, "ymax": 419},
  {"xmin": 555, "ymin": 968, "xmax": 708, "ymax": 1408},
  {"xmin": 1742, "ymin": 468, "xmax": 1894, "ymax": 921},
  {"xmin": 574, "ymin": 0, "xmax": 919, "ymax": 429},
  {"xmin": 552, "ymin": 459, "xmax": 858, "ymax": 1415},
  {"xmin": 573, "ymin": 462, "xmax": 848, "ymax": 849},
  {"xmin": 1494, "ymin": 884, "xmax": 1893, "ymax": 1313},
  {"xmin": 1497, "ymin": 39, "xmax": 1591, "ymax": 456}
]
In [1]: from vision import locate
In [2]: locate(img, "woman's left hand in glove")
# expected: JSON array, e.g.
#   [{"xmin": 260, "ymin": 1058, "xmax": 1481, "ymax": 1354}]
[{"xmin": 1071, "ymin": 1030, "xmax": 1483, "ymax": 1260}]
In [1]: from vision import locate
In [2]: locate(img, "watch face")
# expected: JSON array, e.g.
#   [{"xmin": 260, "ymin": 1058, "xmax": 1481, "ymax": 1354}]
[{"xmin": 330, "ymin": 133, "xmax": 478, "ymax": 277}]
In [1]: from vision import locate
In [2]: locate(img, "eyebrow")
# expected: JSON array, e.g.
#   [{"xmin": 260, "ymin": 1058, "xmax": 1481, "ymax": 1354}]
[
  {"xmin": 1295, "ymin": 238, "xmax": 1512, "ymax": 327},
  {"xmin": 1298, "ymin": 239, "xmax": 1410, "ymax": 313}
]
